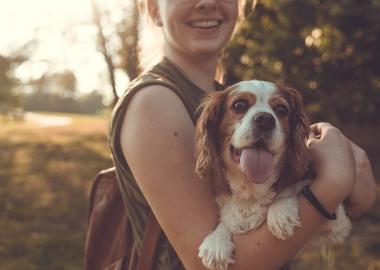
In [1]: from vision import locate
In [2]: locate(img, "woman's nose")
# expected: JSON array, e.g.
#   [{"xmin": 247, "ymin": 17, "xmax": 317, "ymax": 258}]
[{"xmin": 195, "ymin": 0, "xmax": 218, "ymax": 10}]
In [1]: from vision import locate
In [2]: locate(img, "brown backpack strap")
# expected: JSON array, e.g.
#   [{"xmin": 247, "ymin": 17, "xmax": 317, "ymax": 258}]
[{"xmin": 135, "ymin": 212, "xmax": 161, "ymax": 270}]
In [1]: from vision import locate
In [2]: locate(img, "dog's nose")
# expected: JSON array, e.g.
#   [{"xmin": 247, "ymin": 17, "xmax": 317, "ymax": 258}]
[{"xmin": 254, "ymin": 112, "xmax": 275, "ymax": 131}]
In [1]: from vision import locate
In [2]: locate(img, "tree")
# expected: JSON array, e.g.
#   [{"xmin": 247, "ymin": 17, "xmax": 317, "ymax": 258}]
[
  {"xmin": 22, "ymin": 70, "xmax": 101, "ymax": 114},
  {"xmin": 30, "ymin": 70, "xmax": 77, "ymax": 97},
  {"xmin": 91, "ymin": 0, "xmax": 140, "ymax": 106},
  {"xmin": 77, "ymin": 90, "xmax": 105, "ymax": 114},
  {"xmin": 224, "ymin": 0, "xmax": 380, "ymax": 124},
  {"xmin": 0, "ymin": 54, "xmax": 25, "ymax": 113},
  {"xmin": 50, "ymin": 70, "xmax": 77, "ymax": 97},
  {"xmin": 23, "ymin": 88, "xmax": 105, "ymax": 115}
]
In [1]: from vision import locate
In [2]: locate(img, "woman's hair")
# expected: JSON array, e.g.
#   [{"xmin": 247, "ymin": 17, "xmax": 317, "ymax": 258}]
[
  {"xmin": 137, "ymin": 0, "xmax": 257, "ymax": 74},
  {"xmin": 137, "ymin": 0, "xmax": 164, "ymax": 72}
]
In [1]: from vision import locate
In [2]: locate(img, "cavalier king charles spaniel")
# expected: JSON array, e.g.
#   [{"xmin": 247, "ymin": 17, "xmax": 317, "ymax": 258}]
[{"xmin": 195, "ymin": 80, "xmax": 351, "ymax": 270}]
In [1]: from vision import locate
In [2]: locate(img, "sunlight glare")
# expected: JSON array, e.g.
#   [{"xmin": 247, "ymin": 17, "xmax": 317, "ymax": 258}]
[
  {"xmin": 0, "ymin": 0, "xmax": 92, "ymax": 53},
  {"xmin": 1, "ymin": 0, "xmax": 129, "ymax": 99}
]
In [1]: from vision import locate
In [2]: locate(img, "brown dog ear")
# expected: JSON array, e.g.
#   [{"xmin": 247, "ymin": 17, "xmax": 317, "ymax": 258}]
[
  {"xmin": 195, "ymin": 91, "xmax": 227, "ymax": 178},
  {"xmin": 284, "ymin": 86, "xmax": 310, "ymax": 180},
  {"xmin": 275, "ymin": 86, "xmax": 310, "ymax": 190}
]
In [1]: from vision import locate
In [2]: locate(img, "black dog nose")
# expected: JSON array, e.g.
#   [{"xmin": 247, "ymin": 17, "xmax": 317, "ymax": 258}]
[{"xmin": 254, "ymin": 112, "xmax": 275, "ymax": 131}]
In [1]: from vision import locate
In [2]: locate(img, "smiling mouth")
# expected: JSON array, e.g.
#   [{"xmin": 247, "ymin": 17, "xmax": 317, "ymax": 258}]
[{"xmin": 188, "ymin": 20, "xmax": 222, "ymax": 29}]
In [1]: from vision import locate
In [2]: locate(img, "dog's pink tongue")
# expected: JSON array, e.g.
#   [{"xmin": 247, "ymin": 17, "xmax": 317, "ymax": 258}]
[{"xmin": 240, "ymin": 147, "xmax": 274, "ymax": 184}]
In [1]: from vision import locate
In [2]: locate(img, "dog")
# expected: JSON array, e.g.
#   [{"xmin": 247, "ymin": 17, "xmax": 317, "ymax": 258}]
[{"xmin": 195, "ymin": 80, "xmax": 351, "ymax": 270}]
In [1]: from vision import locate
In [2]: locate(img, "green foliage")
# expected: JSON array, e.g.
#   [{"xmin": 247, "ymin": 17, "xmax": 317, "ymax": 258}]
[
  {"xmin": 28, "ymin": 70, "xmax": 77, "ymax": 97},
  {"xmin": 0, "ymin": 55, "xmax": 22, "ymax": 112},
  {"xmin": 225, "ymin": 0, "xmax": 380, "ymax": 124},
  {"xmin": 22, "ymin": 90, "xmax": 105, "ymax": 115},
  {"xmin": 49, "ymin": 71, "xmax": 77, "ymax": 97}
]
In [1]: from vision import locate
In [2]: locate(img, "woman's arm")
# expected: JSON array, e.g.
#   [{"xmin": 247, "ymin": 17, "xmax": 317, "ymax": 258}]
[
  {"xmin": 120, "ymin": 87, "xmax": 364, "ymax": 270},
  {"xmin": 121, "ymin": 86, "xmax": 219, "ymax": 269},
  {"xmin": 344, "ymin": 140, "xmax": 376, "ymax": 218},
  {"xmin": 231, "ymin": 189, "xmax": 337, "ymax": 269}
]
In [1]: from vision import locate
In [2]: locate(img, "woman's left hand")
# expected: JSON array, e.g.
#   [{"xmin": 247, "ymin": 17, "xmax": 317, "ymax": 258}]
[{"xmin": 344, "ymin": 140, "xmax": 377, "ymax": 219}]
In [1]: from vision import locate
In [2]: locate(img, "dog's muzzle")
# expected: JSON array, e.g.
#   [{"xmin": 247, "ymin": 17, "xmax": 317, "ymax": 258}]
[{"xmin": 253, "ymin": 112, "xmax": 275, "ymax": 132}]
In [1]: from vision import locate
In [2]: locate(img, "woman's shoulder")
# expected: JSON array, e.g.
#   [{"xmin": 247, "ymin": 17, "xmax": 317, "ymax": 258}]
[
  {"xmin": 111, "ymin": 81, "xmax": 187, "ymax": 139},
  {"xmin": 123, "ymin": 68, "xmax": 185, "ymax": 109},
  {"xmin": 123, "ymin": 83, "xmax": 192, "ymax": 126}
]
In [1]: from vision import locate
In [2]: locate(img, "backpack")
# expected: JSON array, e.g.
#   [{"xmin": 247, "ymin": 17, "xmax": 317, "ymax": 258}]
[{"xmin": 84, "ymin": 167, "xmax": 161, "ymax": 270}]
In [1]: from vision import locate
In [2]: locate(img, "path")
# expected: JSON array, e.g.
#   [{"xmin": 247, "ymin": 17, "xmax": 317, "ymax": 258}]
[{"xmin": 24, "ymin": 112, "xmax": 72, "ymax": 127}]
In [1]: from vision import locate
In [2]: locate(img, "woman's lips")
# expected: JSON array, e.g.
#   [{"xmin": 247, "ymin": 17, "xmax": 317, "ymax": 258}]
[{"xmin": 187, "ymin": 20, "xmax": 222, "ymax": 29}]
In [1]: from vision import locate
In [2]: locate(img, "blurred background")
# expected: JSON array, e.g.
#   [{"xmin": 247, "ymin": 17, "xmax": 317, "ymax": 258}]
[{"xmin": 0, "ymin": 0, "xmax": 379, "ymax": 269}]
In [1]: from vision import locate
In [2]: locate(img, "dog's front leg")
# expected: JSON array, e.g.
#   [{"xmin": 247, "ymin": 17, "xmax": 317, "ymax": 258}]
[
  {"xmin": 267, "ymin": 195, "xmax": 301, "ymax": 240},
  {"xmin": 198, "ymin": 222, "xmax": 235, "ymax": 270}
]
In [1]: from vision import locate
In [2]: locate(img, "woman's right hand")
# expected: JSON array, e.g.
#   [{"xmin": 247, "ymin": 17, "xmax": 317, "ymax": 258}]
[{"xmin": 307, "ymin": 122, "xmax": 356, "ymax": 203}]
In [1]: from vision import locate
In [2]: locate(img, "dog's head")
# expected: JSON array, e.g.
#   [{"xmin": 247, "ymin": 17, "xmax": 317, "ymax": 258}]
[{"xmin": 195, "ymin": 80, "xmax": 310, "ymax": 193}]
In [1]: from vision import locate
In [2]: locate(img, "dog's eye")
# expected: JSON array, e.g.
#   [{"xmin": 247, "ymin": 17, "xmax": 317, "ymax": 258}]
[
  {"xmin": 274, "ymin": 105, "xmax": 288, "ymax": 118},
  {"xmin": 232, "ymin": 100, "xmax": 249, "ymax": 113}
]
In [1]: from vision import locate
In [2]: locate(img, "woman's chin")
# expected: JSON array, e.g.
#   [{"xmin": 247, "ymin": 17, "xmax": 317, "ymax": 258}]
[{"xmin": 187, "ymin": 43, "xmax": 225, "ymax": 58}]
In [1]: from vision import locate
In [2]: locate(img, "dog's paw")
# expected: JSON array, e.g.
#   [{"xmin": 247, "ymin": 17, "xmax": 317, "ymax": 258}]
[
  {"xmin": 325, "ymin": 204, "xmax": 352, "ymax": 243},
  {"xmin": 267, "ymin": 196, "xmax": 301, "ymax": 240},
  {"xmin": 198, "ymin": 224, "xmax": 235, "ymax": 270},
  {"xmin": 309, "ymin": 204, "xmax": 352, "ymax": 248}
]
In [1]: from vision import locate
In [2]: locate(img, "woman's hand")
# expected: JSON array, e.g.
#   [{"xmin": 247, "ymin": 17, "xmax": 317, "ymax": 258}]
[
  {"xmin": 344, "ymin": 140, "xmax": 376, "ymax": 218},
  {"xmin": 307, "ymin": 122, "xmax": 376, "ymax": 218},
  {"xmin": 307, "ymin": 122, "xmax": 356, "ymax": 202}
]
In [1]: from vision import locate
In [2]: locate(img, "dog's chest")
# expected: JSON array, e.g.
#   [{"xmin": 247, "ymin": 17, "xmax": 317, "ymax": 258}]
[{"xmin": 218, "ymin": 196, "xmax": 274, "ymax": 234}]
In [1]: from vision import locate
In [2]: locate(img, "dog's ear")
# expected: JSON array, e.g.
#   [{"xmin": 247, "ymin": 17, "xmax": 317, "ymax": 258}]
[
  {"xmin": 275, "ymin": 86, "xmax": 310, "ymax": 190},
  {"xmin": 284, "ymin": 86, "xmax": 310, "ymax": 180},
  {"xmin": 195, "ymin": 91, "xmax": 226, "ymax": 178}
]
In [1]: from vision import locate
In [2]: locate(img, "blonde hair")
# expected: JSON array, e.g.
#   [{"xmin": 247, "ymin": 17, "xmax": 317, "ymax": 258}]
[
  {"xmin": 137, "ymin": 0, "xmax": 257, "ymax": 73},
  {"xmin": 137, "ymin": 0, "xmax": 164, "ymax": 72}
]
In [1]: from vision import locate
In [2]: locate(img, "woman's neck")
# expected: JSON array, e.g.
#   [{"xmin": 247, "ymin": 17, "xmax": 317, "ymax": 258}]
[{"xmin": 164, "ymin": 48, "xmax": 219, "ymax": 92}]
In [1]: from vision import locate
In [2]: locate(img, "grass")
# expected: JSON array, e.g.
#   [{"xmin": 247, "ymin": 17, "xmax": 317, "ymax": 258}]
[
  {"xmin": 0, "ymin": 113, "xmax": 113, "ymax": 270},
  {"xmin": 0, "ymin": 113, "xmax": 379, "ymax": 270}
]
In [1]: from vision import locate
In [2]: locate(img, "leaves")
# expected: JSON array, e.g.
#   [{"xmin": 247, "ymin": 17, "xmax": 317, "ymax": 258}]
[{"xmin": 225, "ymin": 0, "xmax": 380, "ymax": 124}]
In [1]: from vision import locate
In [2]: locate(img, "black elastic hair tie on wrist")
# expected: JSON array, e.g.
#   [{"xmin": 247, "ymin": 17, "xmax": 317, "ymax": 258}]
[{"xmin": 301, "ymin": 186, "xmax": 337, "ymax": 220}]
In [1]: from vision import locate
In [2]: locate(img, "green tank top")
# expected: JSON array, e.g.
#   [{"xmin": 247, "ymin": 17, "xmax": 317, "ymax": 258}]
[{"xmin": 109, "ymin": 58, "xmax": 222, "ymax": 269}]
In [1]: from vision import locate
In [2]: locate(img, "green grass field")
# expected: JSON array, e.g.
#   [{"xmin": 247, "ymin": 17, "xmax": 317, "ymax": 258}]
[
  {"xmin": 0, "ymin": 113, "xmax": 113, "ymax": 270},
  {"xmin": 0, "ymin": 113, "xmax": 379, "ymax": 270}
]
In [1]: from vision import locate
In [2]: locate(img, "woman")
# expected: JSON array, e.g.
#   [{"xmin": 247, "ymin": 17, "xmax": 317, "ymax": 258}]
[{"xmin": 109, "ymin": 0, "xmax": 376, "ymax": 269}]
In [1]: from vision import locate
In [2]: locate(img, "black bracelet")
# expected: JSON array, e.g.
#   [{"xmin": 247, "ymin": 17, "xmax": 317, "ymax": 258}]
[{"xmin": 301, "ymin": 186, "xmax": 336, "ymax": 220}]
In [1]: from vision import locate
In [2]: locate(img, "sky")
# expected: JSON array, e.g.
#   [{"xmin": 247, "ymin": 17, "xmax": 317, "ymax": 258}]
[{"xmin": 0, "ymin": 0, "xmax": 129, "ymax": 100}]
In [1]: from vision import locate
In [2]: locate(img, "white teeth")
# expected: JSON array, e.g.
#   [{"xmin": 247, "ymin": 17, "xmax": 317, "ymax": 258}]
[{"xmin": 190, "ymin": 20, "xmax": 220, "ymax": 28}]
